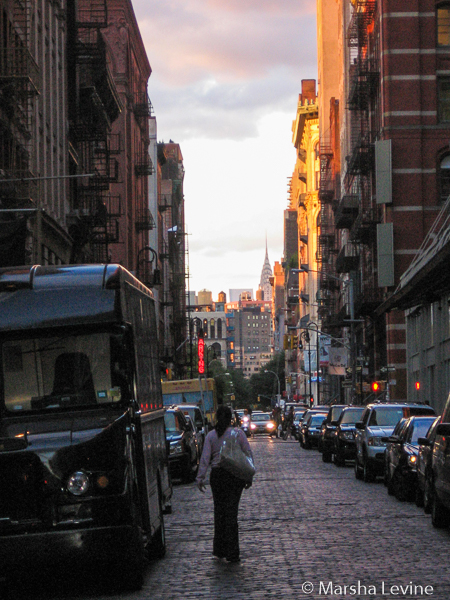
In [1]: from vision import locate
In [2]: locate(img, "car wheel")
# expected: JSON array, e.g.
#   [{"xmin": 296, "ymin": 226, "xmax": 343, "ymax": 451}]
[
  {"xmin": 363, "ymin": 454, "xmax": 375, "ymax": 483},
  {"xmin": 354, "ymin": 455, "xmax": 363, "ymax": 480},
  {"xmin": 431, "ymin": 490, "xmax": 450, "ymax": 528},
  {"xmin": 334, "ymin": 452, "xmax": 344, "ymax": 467},
  {"xmin": 393, "ymin": 470, "xmax": 406, "ymax": 501},
  {"xmin": 386, "ymin": 468, "xmax": 395, "ymax": 496},
  {"xmin": 181, "ymin": 454, "xmax": 196, "ymax": 484},
  {"xmin": 424, "ymin": 475, "xmax": 433, "ymax": 514},
  {"xmin": 322, "ymin": 451, "xmax": 332, "ymax": 463},
  {"xmin": 415, "ymin": 485, "xmax": 424, "ymax": 508}
]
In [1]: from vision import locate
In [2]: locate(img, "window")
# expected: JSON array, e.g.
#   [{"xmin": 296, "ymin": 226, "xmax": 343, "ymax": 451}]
[
  {"xmin": 438, "ymin": 4, "xmax": 450, "ymax": 46},
  {"xmin": 440, "ymin": 155, "xmax": 450, "ymax": 202},
  {"xmin": 438, "ymin": 78, "xmax": 450, "ymax": 122}
]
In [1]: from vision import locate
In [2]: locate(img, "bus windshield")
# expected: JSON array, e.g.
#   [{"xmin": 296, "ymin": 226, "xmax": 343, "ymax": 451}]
[{"xmin": 1, "ymin": 331, "xmax": 131, "ymax": 413}]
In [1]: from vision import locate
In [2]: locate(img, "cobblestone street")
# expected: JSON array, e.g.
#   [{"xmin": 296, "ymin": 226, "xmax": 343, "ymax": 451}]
[{"xmin": 9, "ymin": 436, "xmax": 450, "ymax": 600}]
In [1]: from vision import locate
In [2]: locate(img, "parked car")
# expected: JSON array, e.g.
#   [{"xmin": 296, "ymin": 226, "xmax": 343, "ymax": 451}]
[
  {"xmin": 250, "ymin": 412, "xmax": 277, "ymax": 436},
  {"xmin": 428, "ymin": 392, "xmax": 450, "ymax": 527},
  {"xmin": 332, "ymin": 406, "xmax": 365, "ymax": 466},
  {"xmin": 292, "ymin": 409, "xmax": 308, "ymax": 440},
  {"xmin": 164, "ymin": 407, "xmax": 200, "ymax": 483},
  {"xmin": 354, "ymin": 402, "xmax": 436, "ymax": 482},
  {"xmin": 415, "ymin": 416, "xmax": 441, "ymax": 512},
  {"xmin": 299, "ymin": 412, "xmax": 327, "ymax": 449},
  {"xmin": 319, "ymin": 405, "xmax": 346, "ymax": 462},
  {"xmin": 174, "ymin": 404, "xmax": 207, "ymax": 456},
  {"xmin": 383, "ymin": 415, "xmax": 436, "ymax": 501},
  {"xmin": 299, "ymin": 407, "xmax": 330, "ymax": 429}
]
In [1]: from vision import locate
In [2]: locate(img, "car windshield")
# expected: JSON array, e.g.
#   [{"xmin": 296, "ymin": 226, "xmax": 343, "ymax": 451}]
[
  {"xmin": 340, "ymin": 408, "xmax": 364, "ymax": 425},
  {"xmin": 368, "ymin": 407, "xmax": 404, "ymax": 426},
  {"xmin": 411, "ymin": 418, "xmax": 436, "ymax": 443},
  {"xmin": 330, "ymin": 406, "xmax": 345, "ymax": 421},
  {"xmin": 309, "ymin": 414, "xmax": 326, "ymax": 426},
  {"xmin": 1, "ymin": 331, "xmax": 131, "ymax": 413},
  {"xmin": 252, "ymin": 413, "xmax": 271, "ymax": 422}
]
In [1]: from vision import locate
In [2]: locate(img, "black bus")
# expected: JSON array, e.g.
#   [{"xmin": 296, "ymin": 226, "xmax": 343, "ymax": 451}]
[{"xmin": 0, "ymin": 264, "xmax": 171, "ymax": 589}]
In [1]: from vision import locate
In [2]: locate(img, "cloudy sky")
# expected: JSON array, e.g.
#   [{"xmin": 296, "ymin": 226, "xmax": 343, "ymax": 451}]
[{"xmin": 133, "ymin": 0, "xmax": 318, "ymax": 300}]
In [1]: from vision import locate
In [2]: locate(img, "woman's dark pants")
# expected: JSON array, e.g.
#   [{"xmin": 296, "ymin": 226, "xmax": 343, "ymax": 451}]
[{"xmin": 210, "ymin": 467, "xmax": 245, "ymax": 560}]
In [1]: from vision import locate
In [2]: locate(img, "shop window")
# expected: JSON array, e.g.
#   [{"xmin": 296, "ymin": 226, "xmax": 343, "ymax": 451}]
[
  {"xmin": 438, "ymin": 4, "xmax": 450, "ymax": 46},
  {"xmin": 439, "ymin": 154, "xmax": 450, "ymax": 202}
]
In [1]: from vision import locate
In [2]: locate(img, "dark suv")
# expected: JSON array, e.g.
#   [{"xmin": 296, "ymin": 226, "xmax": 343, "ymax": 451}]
[
  {"xmin": 354, "ymin": 402, "xmax": 436, "ymax": 482},
  {"xmin": 319, "ymin": 405, "xmax": 346, "ymax": 462},
  {"xmin": 332, "ymin": 406, "xmax": 365, "ymax": 466},
  {"xmin": 429, "ymin": 393, "xmax": 450, "ymax": 527},
  {"xmin": 164, "ymin": 407, "xmax": 200, "ymax": 483},
  {"xmin": 383, "ymin": 415, "xmax": 436, "ymax": 501}
]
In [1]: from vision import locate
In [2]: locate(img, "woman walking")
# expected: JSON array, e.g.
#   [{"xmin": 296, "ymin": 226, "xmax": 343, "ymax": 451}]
[{"xmin": 196, "ymin": 405, "xmax": 254, "ymax": 563}]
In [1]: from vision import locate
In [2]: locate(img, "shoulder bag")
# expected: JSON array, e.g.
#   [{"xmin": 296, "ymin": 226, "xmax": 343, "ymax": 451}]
[{"xmin": 218, "ymin": 428, "xmax": 256, "ymax": 482}]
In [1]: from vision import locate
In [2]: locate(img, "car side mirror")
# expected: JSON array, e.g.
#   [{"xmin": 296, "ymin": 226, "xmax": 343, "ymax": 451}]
[
  {"xmin": 417, "ymin": 437, "xmax": 430, "ymax": 446},
  {"xmin": 387, "ymin": 435, "xmax": 400, "ymax": 443},
  {"xmin": 355, "ymin": 422, "xmax": 365, "ymax": 430},
  {"xmin": 436, "ymin": 423, "xmax": 450, "ymax": 436},
  {"xmin": 330, "ymin": 420, "xmax": 338, "ymax": 426}
]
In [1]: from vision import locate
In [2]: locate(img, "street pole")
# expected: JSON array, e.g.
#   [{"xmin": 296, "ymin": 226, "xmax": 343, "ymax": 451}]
[{"xmin": 264, "ymin": 370, "xmax": 281, "ymax": 405}]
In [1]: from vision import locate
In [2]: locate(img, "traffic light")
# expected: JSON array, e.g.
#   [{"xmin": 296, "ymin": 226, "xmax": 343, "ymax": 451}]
[
  {"xmin": 371, "ymin": 381, "xmax": 386, "ymax": 393},
  {"xmin": 415, "ymin": 381, "xmax": 421, "ymax": 391},
  {"xmin": 293, "ymin": 335, "xmax": 298, "ymax": 349}
]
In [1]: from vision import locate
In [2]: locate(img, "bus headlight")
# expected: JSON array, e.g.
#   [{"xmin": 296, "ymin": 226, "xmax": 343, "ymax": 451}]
[{"xmin": 67, "ymin": 471, "xmax": 90, "ymax": 496}]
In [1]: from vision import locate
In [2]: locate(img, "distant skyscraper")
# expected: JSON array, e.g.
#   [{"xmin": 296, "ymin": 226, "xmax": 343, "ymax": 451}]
[
  {"xmin": 229, "ymin": 289, "xmax": 253, "ymax": 302},
  {"xmin": 260, "ymin": 240, "xmax": 273, "ymax": 301}
]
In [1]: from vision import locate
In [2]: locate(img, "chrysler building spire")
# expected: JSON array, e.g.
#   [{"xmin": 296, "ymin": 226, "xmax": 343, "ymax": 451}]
[{"xmin": 259, "ymin": 237, "xmax": 273, "ymax": 301}]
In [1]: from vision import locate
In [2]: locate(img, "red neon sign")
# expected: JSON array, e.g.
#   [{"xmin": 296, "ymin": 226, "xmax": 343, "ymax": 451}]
[{"xmin": 198, "ymin": 338, "xmax": 205, "ymax": 374}]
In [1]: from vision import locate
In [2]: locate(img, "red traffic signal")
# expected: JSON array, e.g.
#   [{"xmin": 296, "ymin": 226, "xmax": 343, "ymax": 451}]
[
  {"xmin": 371, "ymin": 381, "xmax": 380, "ymax": 393},
  {"xmin": 415, "ymin": 381, "xmax": 421, "ymax": 390}
]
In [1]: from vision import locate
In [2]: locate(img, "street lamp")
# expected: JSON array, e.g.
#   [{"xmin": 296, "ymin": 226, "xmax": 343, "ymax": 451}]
[
  {"xmin": 264, "ymin": 369, "xmax": 281, "ymax": 405},
  {"xmin": 306, "ymin": 321, "xmax": 321, "ymax": 406},
  {"xmin": 299, "ymin": 331, "xmax": 312, "ymax": 403},
  {"xmin": 292, "ymin": 266, "xmax": 358, "ymax": 403}
]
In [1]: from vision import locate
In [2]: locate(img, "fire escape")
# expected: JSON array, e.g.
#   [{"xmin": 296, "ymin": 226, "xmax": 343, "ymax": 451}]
[
  {"xmin": 318, "ymin": 133, "xmax": 342, "ymax": 329},
  {"xmin": 133, "ymin": 91, "xmax": 156, "ymax": 286},
  {"xmin": 342, "ymin": 0, "xmax": 383, "ymax": 316},
  {"xmin": 0, "ymin": 0, "xmax": 40, "ymax": 264},
  {"xmin": 68, "ymin": 1, "xmax": 123, "ymax": 263},
  {"xmin": 158, "ymin": 146, "xmax": 187, "ymax": 378}
]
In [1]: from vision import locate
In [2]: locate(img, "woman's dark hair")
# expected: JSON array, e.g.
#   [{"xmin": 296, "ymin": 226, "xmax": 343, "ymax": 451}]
[{"xmin": 215, "ymin": 405, "xmax": 232, "ymax": 437}]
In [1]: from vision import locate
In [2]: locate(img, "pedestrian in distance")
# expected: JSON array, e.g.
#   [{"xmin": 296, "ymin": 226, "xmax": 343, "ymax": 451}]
[
  {"xmin": 196, "ymin": 405, "xmax": 254, "ymax": 563},
  {"xmin": 282, "ymin": 406, "xmax": 295, "ymax": 440}
]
